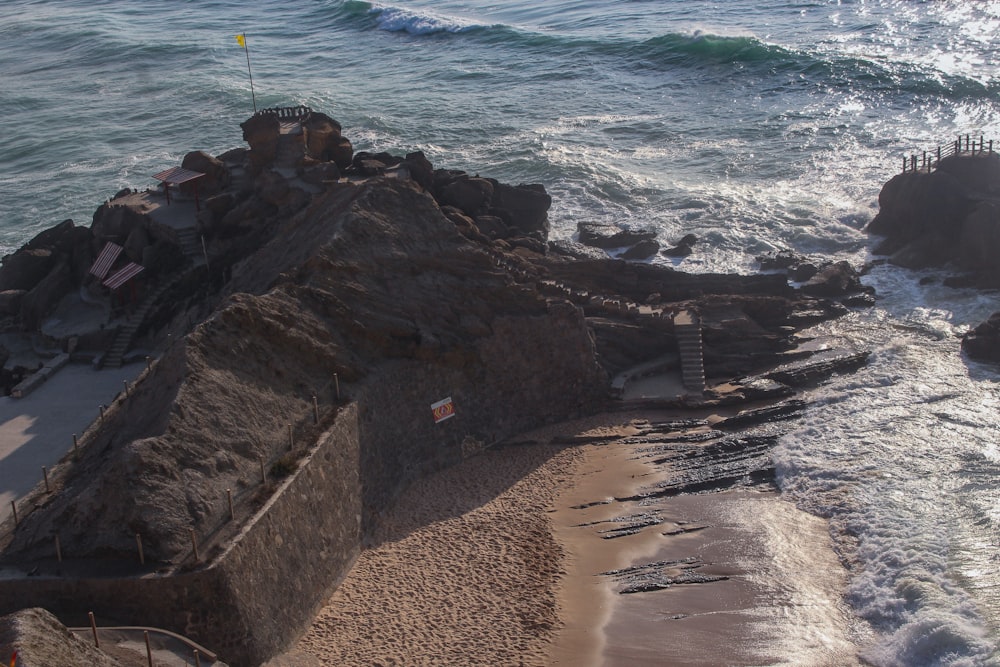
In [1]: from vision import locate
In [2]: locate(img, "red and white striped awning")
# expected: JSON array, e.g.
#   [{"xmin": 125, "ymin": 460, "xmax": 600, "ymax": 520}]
[
  {"xmin": 152, "ymin": 166, "xmax": 204, "ymax": 186},
  {"xmin": 102, "ymin": 262, "xmax": 144, "ymax": 290},
  {"xmin": 89, "ymin": 242, "xmax": 123, "ymax": 280}
]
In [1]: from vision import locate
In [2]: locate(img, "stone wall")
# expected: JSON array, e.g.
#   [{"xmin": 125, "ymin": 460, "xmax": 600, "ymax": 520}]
[
  {"xmin": 0, "ymin": 299, "xmax": 607, "ymax": 666},
  {"xmin": 355, "ymin": 302, "xmax": 607, "ymax": 531},
  {"xmin": 0, "ymin": 403, "xmax": 361, "ymax": 667}
]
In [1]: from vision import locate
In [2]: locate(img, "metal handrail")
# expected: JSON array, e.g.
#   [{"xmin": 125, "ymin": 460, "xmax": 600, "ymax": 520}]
[{"xmin": 902, "ymin": 134, "xmax": 994, "ymax": 173}]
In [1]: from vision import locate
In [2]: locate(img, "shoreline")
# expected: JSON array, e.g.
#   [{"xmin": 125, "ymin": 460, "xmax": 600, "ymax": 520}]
[{"xmin": 286, "ymin": 409, "xmax": 864, "ymax": 666}]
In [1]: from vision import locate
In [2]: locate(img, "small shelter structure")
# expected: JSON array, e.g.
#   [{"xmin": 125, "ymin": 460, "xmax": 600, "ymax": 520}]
[{"xmin": 152, "ymin": 166, "xmax": 206, "ymax": 211}]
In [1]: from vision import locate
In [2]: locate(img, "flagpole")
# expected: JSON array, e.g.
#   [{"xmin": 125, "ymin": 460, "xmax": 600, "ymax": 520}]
[{"xmin": 238, "ymin": 32, "xmax": 257, "ymax": 114}]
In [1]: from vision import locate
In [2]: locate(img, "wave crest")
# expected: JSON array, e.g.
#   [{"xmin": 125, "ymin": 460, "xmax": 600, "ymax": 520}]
[{"xmin": 355, "ymin": 1, "xmax": 492, "ymax": 36}]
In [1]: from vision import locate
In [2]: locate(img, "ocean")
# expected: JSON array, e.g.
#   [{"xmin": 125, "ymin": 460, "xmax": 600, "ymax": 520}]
[{"xmin": 1, "ymin": 1, "xmax": 998, "ymax": 664}]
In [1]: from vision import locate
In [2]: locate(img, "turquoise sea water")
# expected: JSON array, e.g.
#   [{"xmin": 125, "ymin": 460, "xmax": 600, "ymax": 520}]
[{"xmin": 1, "ymin": 1, "xmax": 999, "ymax": 664}]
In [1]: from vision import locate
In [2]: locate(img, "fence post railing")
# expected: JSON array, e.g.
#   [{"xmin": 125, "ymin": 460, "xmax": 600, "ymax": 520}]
[{"xmin": 903, "ymin": 136, "xmax": 996, "ymax": 173}]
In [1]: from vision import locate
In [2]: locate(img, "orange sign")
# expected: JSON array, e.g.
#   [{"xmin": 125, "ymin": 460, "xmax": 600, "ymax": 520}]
[{"xmin": 431, "ymin": 397, "xmax": 455, "ymax": 423}]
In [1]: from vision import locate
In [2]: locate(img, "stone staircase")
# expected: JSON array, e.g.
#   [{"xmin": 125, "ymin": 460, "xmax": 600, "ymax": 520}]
[
  {"xmin": 176, "ymin": 227, "xmax": 204, "ymax": 265},
  {"xmin": 100, "ymin": 280, "xmax": 170, "ymax": 369},
  {"xmin": 674, "ymin": 309, "xmax": 706, "ymax": 393},
  {"xmin": 275, "ymin": 129, "xmax": 306, "ymax": 167}
]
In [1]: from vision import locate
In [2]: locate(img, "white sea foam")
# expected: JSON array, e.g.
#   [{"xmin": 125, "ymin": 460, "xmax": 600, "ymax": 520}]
[{"xmin": 367, "ymin": 4, "xmax": 487, "ymax": 35}]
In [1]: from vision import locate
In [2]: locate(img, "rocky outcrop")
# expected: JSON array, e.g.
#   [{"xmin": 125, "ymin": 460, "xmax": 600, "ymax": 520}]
[
  {"xmin": 430, "ymin": 171, "xmax": 552, "ymax": 241},
  {"xmin": 867, "ymin": 151, "xmax": 1000, "ymax": 282},
  {"xmin": 181, "ymin": 150, "xmax": 229, "ymax": 196},
  {"xmin": 662, "ymin": 233, "xmax": 697, "ymax": 257},
  {"xmin": 0, "ymin": 608, "xmax": 124, "ymax": 667},
  {"xmin": 302, "ymin": 111, "xmax": 353, "ymax": 168},
  {"xmin": 962, "ymin": 312, "xmax": 1000, "ymax": 363},
  {"xmin": 578, "ymin": 222, "xmax": 656, "ymax": 249},
  {"xmin": 2, "ymin": 178, "xmax": 606, "ymax": 564}
]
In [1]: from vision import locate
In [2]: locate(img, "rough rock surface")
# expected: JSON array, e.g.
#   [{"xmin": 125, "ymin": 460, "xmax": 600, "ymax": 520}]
[
  {"xmin": 0, "ymin": 608, "xmax": 123, "ymax": 667},
  {"xmin": 867, "ymin": 152, "xmax": 1000, "ymax": 282},
  {"xmin": 3, "ymin": 178, "xmax": 606, "ymax": 563},
  {"xmin": 962, "ymin": 312, "xmax": 1000, "ymax": 363},
  {"xmin": 578, "ymin": 222, "xmax": 656, "ymax": 249}
]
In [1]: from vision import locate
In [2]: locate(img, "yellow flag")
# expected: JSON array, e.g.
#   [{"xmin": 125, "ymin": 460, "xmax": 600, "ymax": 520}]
[{"xmin": 235, "ymin": 34, "xmax": 246, "ymax": 48}]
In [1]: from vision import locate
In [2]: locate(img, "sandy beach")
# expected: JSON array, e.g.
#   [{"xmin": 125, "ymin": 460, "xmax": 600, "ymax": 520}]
[{"xmin": 283, "ymin": 409, "xmax": 864, "ymax": 667}]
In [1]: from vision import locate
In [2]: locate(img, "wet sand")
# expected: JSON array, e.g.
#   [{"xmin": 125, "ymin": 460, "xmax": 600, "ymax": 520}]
[{"xmin": 291, "ymin": 412, "xmax": 863, "ymax": 666}]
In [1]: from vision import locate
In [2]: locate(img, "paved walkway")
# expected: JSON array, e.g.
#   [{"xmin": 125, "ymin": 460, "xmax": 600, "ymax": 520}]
[{"xmin": 0, "ymin": 363, "xmax": 142, "ymax": 524}]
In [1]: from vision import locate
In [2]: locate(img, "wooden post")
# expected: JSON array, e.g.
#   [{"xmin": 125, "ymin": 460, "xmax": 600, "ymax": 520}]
[
  {"xmin": 146, "ymin": 355, "xmax": 152, "ymax": 371},
  {"xmin": 145, "ymin": 630, "xmax": 153, "ymax": 667},
  {"xmin": 312, "ymin": 394, "xmax": 319, "ymax": 424},
  {"xmin": 89, "ymin": 611, "xmax": 100, "ymax": 648},
  {"xmin": 99, "ymin": 404, "xmax": 106, "ymax": 422},
  {"xmin": 10, "ymin": 500, "xmax": 17, "ymax": 527},
  {"xmin": 227, "ymin": 488, "xmax": 235, "ymax": 521},
  {"xmin": 194, "ymin": 649, "xmax": 202, "ymax": 667},
  {"xmin": 334, "ymin": 373, "xmax": 340, "ymax": 401},
  {"xmin": 136, "ymin": 533, "xmax": 145, "ymax": 565},
  {"xmin": 123, "ymin": 380, "xmax": 129, "ymax": 397},
  {"xmin": 55, "ymin": 534, "xmax": 62, "ymax": 562},
  {"xmin": 73, "ymin": 433, "xmax": 78, "ymax": 453},
  {"xmin": 42, "ymin": 467, "xmax": 50, "ymax": 493},
  {"xmin": 189, "ymin": 528, "xmax": 199, "ymax": 562},
  {"xmin": 259, "ymin": 456, "xmax": 266, "ymax": 484}
]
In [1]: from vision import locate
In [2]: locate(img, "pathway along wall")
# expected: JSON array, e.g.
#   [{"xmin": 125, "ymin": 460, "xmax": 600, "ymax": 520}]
[{"xmin": 0, "ymin": 404, "xmax": 362, "ymax": 667}]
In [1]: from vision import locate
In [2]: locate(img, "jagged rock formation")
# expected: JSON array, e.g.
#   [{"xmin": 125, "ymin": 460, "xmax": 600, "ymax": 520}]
[
  {"xmin": 2, "ymin": 177, "xmax": 606, "ymax": 563},
  {"xmin": 867, "ymin": 151, "xmax": 1000, "ymax": 283}
]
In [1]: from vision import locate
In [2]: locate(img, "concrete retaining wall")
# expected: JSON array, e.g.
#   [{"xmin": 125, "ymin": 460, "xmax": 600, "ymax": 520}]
[
  {"xmin": 0, "ymin": 403, "xmax": 361, "ymax": 667},
  {"xmin": 0, "ymin": 301, "xmax": 607, "ymax": 666}
]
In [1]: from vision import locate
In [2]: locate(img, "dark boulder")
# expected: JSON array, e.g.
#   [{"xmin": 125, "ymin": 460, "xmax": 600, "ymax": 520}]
[
  {"xmin": 181, "ymin": 150, "xmax": 229, "ymax": 196},
  {"xmin": 25, "ymin": 219, "xmax": 76, "ymax": 251},
  {"xmin": 329, "ymin": 136, "xmax": 355, "ymax": 170},
  {"xmin": 492, "ymin": 182, "xmax": 551, "ymax": 240},
  {"xmin": 440, "ymin": 177, "xmax": 494, "ymax": 216},
  {"xmin": 578, "ymin": 222, "xmax": 655, "ymax": 249},
  {"xmin": 20, "ymin": 258, "xmax": 73, "ymax": 329},
  {"xmin": 801, "ymin": 261, "xmax": 864, "ymax": 297},
  {"xmin": 302, "ymin": 111, "xmax": 344, "ymax": 163},
  {"xmin": 90, "ymin": 200, "xmax": 148, "ymax": 243},
  {"xmin": 868, "ymin": 169, "xmax": 974, "ymax": 250},
  {"xmin": 662, "ymin": 233, "xmax": 698, "ymax": 257},
  {"xmin": 0, "ymin": 248, "xmax": 57, "ymax": 292},
  {"xmin": 936, "ymin": 151, "xmax": 1000, "ymax": 195},
  {"xmin": 240, "ymin": 113, "xmax": 281, "ymax": 171},
  {"xmin": 402, "ymin": 151, "xmax": 435, "ymax": 191},
  {"xmin": 957, "ymin": 201, "xmax": 1000, "ymax": 281},
  {"xmin": 548, "ymin": 239, "xmax": 608, "ymax": 261},
  {"xmin": 622, "ymin": 239, "xmax": 660, "ymax": 260},
  {"xmin": 962, "ymin": 312, "xmax": 1000, "ymax": 363}
]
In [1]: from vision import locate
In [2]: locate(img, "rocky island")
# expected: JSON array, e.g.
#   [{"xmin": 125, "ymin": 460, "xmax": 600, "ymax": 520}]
[{"xmin": 0, "ymin": 107, "xmax": 876, "ymax": 666}]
